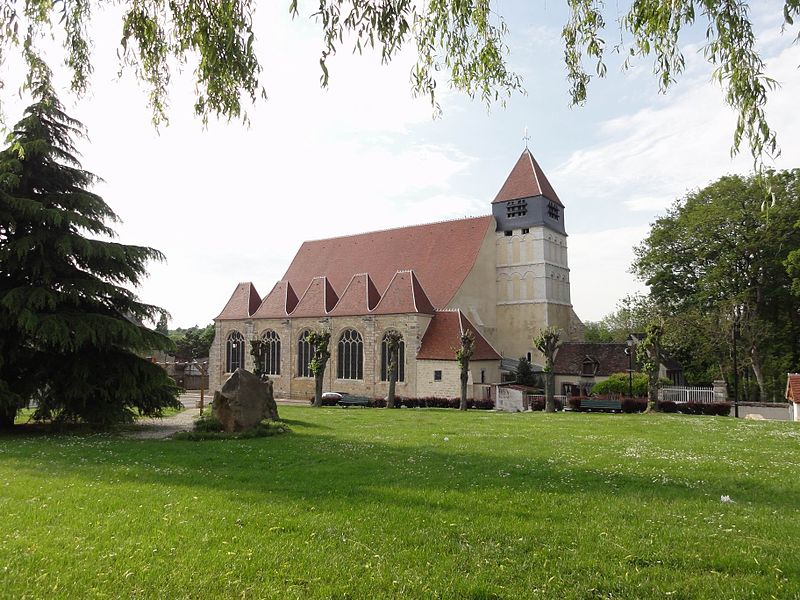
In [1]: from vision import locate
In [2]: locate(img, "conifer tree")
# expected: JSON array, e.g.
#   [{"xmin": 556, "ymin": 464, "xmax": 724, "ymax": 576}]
[{"xmin": 0, "ymin": 76, "xmax": 180, "ymax": 428}]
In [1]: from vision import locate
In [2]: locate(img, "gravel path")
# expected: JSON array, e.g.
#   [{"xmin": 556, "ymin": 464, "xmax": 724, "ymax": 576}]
[{"xmin": 125, "ymin": 407, "xmax": 201, "ymax": 440}]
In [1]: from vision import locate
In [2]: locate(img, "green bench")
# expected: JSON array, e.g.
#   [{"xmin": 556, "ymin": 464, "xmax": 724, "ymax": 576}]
[
  {"xmin": 581, "ymin": 398, "xmax": 622, "ymax": 412},
  {"xmin": 337, "ymin": 396, "xmax": 371, "ymax": 408}
]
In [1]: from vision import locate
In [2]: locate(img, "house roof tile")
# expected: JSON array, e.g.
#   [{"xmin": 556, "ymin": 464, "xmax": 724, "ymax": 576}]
[
  {"xmin": 282, "ymin": 216, "xmax": 494, "ymax": 309},
  {"xmin": 328, "ymin": 273, "xmax": 381, "ymax": 316},
  {"xmin": 215, "ymin": 282, "xmax": 261, "ymax": 320},
  {"xmin": 290, "ymin": 276, "xmax": 339, "ymax": 317},
  {"xmin": 252, "ymin": 280, "xmax": 299, "ymax": 318},
  {"xmin": 417, "ymin": 310, "xmax": 501, "ymax": 361},
  {"xmin": 553, "ymin": 342, "xmax": 638, "ymax": 377},
  {"xmin": 372, "ymin": 270, "xmax": 436, "ymax": 315},
  {"xmin": 786, "ymin": 374, "xmax": 800, "ymax": 403},
  {"xmin": 493, "ymin": 149, "xmax": 562, "ymax": 206}
]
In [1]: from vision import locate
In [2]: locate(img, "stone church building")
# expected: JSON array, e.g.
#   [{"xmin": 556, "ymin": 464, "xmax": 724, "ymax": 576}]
[{"xmin": 209, "ymin": 149, "xmax": 585, "ymax": 399}]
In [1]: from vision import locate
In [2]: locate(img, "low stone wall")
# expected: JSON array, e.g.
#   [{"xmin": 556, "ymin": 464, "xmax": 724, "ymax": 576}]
[{"xmin": 732, "ymin": 402, "xmax": 792, "ymax": 421}]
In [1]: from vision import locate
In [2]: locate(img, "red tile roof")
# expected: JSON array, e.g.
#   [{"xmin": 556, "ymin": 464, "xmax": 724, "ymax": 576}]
[
  {"xmin": 493, "ymin": 149, "xmax": 562, "ymax": 206},
  {"xmin": 328, "ymin": 273, "xmax": 381, "ymax": 316},
  {"xmin": 282, "ymin": 216, "xmax": 494, "ymax": 309},
  {"xmin": 215, "ymin": 282, "xmax": 261, "ymax": 320},
  {"xmin": 252, "ymin": 280, "xmax": 299, "ymax": 318},
  {"xmin": 786, "ymin": 374, "xmax": 800, "ymax": 403},
  {"xmin": 417, "ymin": 310, "xmax": 501, "ymax": 361},
  {"xmin": 372, "ymin": 270, "xmax": 436, "ymax": 315},
  {"xmin": 553, "ymin": 342, "xmax": 638, "ymax": 376},
  {"xmin": 291, "ymin": 276, "xmax": 339, "ymax": 318}
]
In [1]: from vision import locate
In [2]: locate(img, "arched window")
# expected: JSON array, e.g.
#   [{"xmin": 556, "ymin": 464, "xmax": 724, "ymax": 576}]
[
  {"xmin": 226, "ymin": 331, "xmax": 245, "ymax": 372},
  {"xmin": 297, "ymin": 330, "xmax": 313, "ymax": 377},
  {"xmin": 260, "ymin": 330, "xmax": 281, "ymax": 375},
  {"xmin": 380, "ymin": 333, "xmax": 405, "ymax": 382},
  {"xmin": 337, "ymin": 329, "xmax": 363, "ymax": 380}
]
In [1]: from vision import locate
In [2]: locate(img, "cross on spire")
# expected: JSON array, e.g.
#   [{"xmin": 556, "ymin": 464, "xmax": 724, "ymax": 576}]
[{"xmin": 523, "ymin": 126, "xmax": 531, "ymax": 149}]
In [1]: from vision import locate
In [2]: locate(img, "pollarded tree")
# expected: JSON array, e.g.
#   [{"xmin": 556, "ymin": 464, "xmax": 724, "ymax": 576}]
[
  {"xmin": 456, "ymin": 329, "xmax": 475, "ymax": 411},
  {"xmin": 0, "ymin": 76, "xmax": 180, "ymax": 428},
  {"xmin": 636, "ymin": 323, "xmax": 665, "ymax": 413},
  {"xmin": 0, "ymin": 1, "xmax": 794, "ymax": 160},
  {"xmin": 384, "ymin": 330, "xmax": 402, "ymax": 409},
  {"xmin": 307, "ymin": 329, "xmax": 331, "ymax": 408},
  {"xmin": 534, "ymin": 327, "xmax": 561, "ymax": 413}
]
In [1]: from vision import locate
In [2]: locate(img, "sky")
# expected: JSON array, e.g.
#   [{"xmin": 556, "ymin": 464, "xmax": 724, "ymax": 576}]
[{"xmin": 2, "ymin": 1, "xmax": 799, "ymax": 328}]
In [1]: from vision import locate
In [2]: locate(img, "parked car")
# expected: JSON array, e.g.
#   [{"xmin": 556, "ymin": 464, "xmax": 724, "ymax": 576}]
[{"xmin": 321, "ymin": 392, "xmax": 345, "ymax": 402}]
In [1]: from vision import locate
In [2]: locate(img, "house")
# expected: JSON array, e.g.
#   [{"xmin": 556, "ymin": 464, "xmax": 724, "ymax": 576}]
[
  {"xmin": 208, "ymin": 148, "xmax": 585, "ymax": 399},
  {"xmin": 553, "ymin": 337, "xmax": 683, "ymax": 396},
  {"xmin": 786, "ymin": 374, "xmax": 800, "ymax": 421}
]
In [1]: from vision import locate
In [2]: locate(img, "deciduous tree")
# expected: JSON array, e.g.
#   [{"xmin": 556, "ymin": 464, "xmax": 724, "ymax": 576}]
[
  {"xmin": 307, "ymin": 329, "xmax": 331, "ymax": 408},
  {"xmin": 384, "ymin": 330, "xmax": 402, "ymax": 409},
  {"xmin": 636, "ymin": 323, "xmax": 664, "ymax": 412},
  {"xmin": 534, "ymin": 327, "xmax": 561, "ymax": 413},
  {"xmin": 634, "ymin": 170, "xmax": 800, "ymax": 401},
  {"xmin": 456, "ymin": 329, "xmax": 475, "ymax": 411}
]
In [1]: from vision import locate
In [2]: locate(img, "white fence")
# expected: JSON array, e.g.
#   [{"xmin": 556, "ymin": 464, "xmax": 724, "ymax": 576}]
[{"xmin": 659, "ymin": 386, "xmax": 715, "ymax": 404}]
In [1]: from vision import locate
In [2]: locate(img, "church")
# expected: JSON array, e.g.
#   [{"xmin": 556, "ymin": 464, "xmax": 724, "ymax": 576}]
[{"xmin": 208, "ymin": 148, "xmax": 585, "ymax": 400}]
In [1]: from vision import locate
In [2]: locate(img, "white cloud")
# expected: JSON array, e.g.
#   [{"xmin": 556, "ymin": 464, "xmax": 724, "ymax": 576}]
[
  {"xmin": 557, "ymin": 44, "xmax": 800, "ymax": 321},
  {"xmin": 569, "ymin": 226, "xmax": 650, "ymax": 322},
  {"xmin": 554, "ymin": 45, "xmax": 800, "ymax": 225}
]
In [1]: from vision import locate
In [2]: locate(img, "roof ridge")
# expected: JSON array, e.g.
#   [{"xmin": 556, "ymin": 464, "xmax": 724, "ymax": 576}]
[
  {"xmin": 302, "ymin": 214, "xmax": 492, "ymax": 244},
  {"xmin": 527, "ymin": 149, "xmax": 543, "ymax": 197}
]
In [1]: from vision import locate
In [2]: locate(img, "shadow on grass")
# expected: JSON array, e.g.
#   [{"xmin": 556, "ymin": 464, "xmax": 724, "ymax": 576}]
[
  {"xmin": 277, "ymin": 418, "xmax": 331, "ymax": 430},
  {"xmin": 1, "ymin": 418, "xmax": 797, "ymax": 520}
]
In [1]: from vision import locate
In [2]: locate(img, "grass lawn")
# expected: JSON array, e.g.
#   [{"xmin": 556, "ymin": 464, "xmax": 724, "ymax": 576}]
[{"xmin": 1, "ymin": 408, "xmax": 799, "ymax": 599}]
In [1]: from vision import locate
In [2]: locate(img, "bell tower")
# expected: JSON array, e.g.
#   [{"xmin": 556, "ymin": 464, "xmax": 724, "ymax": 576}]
[{"xmin": 493, "ymin": 148, "xmax": 583, "ymax": 361}]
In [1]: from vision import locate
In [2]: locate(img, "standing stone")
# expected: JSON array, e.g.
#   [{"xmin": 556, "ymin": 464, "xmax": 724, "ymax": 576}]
[{"xmin": 212, "ymin": 368, "xmax": 279, "ymax": 432}]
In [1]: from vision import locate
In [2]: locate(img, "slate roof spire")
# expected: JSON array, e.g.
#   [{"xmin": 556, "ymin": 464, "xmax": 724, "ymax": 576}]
[{"xmin": 493, "ymin": 148, "xmax": 562, "ymax": 206}]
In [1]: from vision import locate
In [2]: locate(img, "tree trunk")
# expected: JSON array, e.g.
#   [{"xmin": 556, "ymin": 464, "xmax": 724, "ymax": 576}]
[
  {"xmin": 544, "ymin": 372, "xmax": 555, "ymax": 413},
  {"xmin": 459, "ymin": 366, "xmax": 469, "ymax": 411},
  {"xmin": 645, "ymin": 369, "xmax": 659, "ymax": 412},
  {"xmin": 0, "ymin": 407, "xmax": 16, "ymax": 430},
  {"xmin": 313, "ymin": 373, "xmax": 324, "ymax": 407},
  {"xmin": 387, "ymin": 371, "xmax": 396, "ymax": 409},
  {"xmin": 750, "ymin": 346, "xmax": 767, "ymax": 402}
]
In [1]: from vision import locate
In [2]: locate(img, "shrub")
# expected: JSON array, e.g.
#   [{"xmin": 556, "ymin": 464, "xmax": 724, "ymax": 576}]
[
  {"xmin": 308, "ymin": 396, "xmax": 340, "ymax": 407},
  {"xmin": 193, "ymin": 414, "xmax": 225, "ymax": 432},
  {"xmin": 591, "ymin": 372, "xmax": 649, "ymax": 397},
  {"xmin": 707, "ymin": 402, "xmax": 732, "ymax": 416},
  {"xmin": 621, "ymin": 398, "xmax": 648, "ymax": 413},
  {"xmin": 175, "ymin": 419, "xmax": 288, "ymax": 441},
  {"xmin": 681, "ymin": 402, "xmax": 705, "ymax": 415},
  {"xmin": 529, "ymin": 396, "xmax": 545, "ymax": 411},
  {"xmin": 658, "ymin": 400, "xmax": 679, "ymax": 413}
]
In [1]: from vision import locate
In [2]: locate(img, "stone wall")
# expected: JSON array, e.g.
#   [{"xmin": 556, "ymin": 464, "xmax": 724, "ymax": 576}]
[
  {"xmin": 415, "ymin": 359, "xmax": 500, "ymax": 399},
  {"xmin": 211, "ymin": 313, "xmax": 437, "ymax": 400}
]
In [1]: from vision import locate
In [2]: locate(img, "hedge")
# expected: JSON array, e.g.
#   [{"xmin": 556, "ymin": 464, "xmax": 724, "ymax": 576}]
[{"xmin": 309, "ymin": 396, "xmax": 494, "ymax": 410}]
